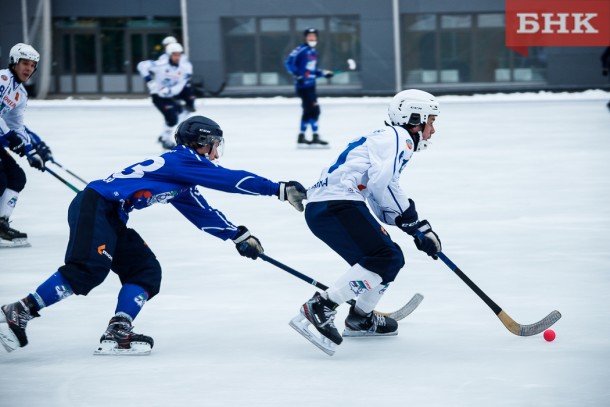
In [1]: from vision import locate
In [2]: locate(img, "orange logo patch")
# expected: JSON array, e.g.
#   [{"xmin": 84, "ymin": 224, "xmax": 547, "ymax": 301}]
[
  {"xmin": 15, "ymin": 92, "xmax": 19, "ymax": 101},
  {"xmin": 380, "ymin": 226, "xmax": 388, "ymax": 236}
]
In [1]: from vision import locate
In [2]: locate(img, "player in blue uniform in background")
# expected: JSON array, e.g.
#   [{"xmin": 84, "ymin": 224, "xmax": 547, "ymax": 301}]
[
  {"xmin": 285, "ymin": 28, "xmax": 334, "ymax": 147},
  {"xmin": 0, "ymin": 116, "xmax": 307, "ymax": 355}
]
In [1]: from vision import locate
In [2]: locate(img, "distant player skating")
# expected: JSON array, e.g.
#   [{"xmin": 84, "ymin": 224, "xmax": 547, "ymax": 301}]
[
  {"xmin": 289, "ymin": 89, "xmax": 442, "ymax": 355},
  {"xmin": 0, "ymin": 115, "xmax": 307, "ymax": 355},
  {"xmin": 138, "ymin": 42, "xmax": 196, "ymax": 150},
  {"xmin": 0, "ymin": 43, "xmax": 54, "ymax": 248},
  {"xmin": 284, "ymin": 28, "xmax": 334, "ymax": 148}
]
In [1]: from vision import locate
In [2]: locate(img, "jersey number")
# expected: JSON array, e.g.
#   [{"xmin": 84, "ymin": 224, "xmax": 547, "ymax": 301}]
[{"xmin": 106, "ymin": 157, "xmax": 165, "ymax": 181}]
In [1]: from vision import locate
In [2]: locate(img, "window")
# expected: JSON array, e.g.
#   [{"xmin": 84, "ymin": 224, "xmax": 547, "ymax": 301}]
[
  {"xmin": 402, "ymin": 13, "xmax": 547, "ymax": 85},
  {"xmin": 222, "ymin": 16, "xmax": 360, "ymax": 87}
]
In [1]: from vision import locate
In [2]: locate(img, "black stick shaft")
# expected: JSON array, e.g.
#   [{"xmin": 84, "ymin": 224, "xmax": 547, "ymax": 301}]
[
  {"xmin": 44, "ymin": 166, "xmax": 81, "ymax": 194},
  {"xmin": 50, "ymin": 160, "xmax": 88, "ymax": 185}
]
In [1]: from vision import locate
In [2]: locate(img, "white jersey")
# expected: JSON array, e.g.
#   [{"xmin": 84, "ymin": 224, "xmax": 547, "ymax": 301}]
[
  {"xmin": 307, "ymin": 125, "xmax": 416, "ymax": 226},
  {"xmin": 0, "ymin": 68, "xmax": 30, "ymax": 141},
  {"xmin": 137, "ymin": 56, "xmax": 193, "ymax": 97}
]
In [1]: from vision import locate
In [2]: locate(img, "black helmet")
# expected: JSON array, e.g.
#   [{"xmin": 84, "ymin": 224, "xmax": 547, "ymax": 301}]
[
  {"xmin": 303, "ymin": 27, "xmax": 318, "ymax": 37},
  {"xmin": 175, "ymin": 116, "xmax": 223, "ymax": 147}
]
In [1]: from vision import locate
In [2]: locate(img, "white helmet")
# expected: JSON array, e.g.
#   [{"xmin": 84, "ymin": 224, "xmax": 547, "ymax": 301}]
[
  {"xmin": 9, "ymin": 43, "xmax": 40, "ymax": 65},
  {"xmin": 162, "ymin": 36, "xmax": 178, "ymax": 46},
  {"xmin": 388, "ymin": 89, "xmax": 439, "ymax": 127},
  {"xmin": 165, "ymin": 42, "xmax": 184, "ymax": 55}
]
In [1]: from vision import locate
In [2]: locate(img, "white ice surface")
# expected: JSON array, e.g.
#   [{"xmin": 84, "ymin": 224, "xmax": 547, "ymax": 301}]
[{"xmin": 1, "ymin": 91, "xmax": 609, "ymax": 406}]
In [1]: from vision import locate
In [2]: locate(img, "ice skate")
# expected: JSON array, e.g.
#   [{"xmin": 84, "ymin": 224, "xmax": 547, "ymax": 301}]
[
  {"xmin": 0, "ymin": 217, "xmax": 30, "ymax": 248},
  {"xmin": 157, "ymin": 127, "xmax": 176, "ymax": 150},
  {"xmin": 296, "ymin": 132, "xmax": 311, "ymax": 149},
  {"xmin": 94, "ymin": 315, "xmax": 153, "ymax": 356},
  {"xmin": 309, "ymin": 133, "xmax": 330, "ymax": 149},
  {"xmin": 343, "ymin": 305, "xmax": 398, "ymax": 337},
  {"xmin": 0, "ymin": 300, "xmax": 39, "ymax": 352},
  {"xmin": 289, "ymin": 292, "xmax": 342, "ymax": 356}
]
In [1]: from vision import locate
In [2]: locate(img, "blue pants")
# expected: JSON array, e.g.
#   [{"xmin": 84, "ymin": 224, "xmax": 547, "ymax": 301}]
[
  {"xmin": 58, "ymin": 188, "xmax": 162, "ymax": 298},
  {"xmin": 305, "ymin": 200, "xmax": 405, "ymax": 284}
]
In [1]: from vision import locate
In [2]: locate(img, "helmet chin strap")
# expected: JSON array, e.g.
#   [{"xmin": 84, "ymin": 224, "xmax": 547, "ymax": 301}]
[{"xmin": 405, "ymin": 123, "xmax": 429, "ymax": 152}]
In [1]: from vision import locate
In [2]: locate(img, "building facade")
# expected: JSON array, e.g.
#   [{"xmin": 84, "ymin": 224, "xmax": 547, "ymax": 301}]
[{"xmin": 1, "ymin": 0, "xmax": 608, "ymax": 98}]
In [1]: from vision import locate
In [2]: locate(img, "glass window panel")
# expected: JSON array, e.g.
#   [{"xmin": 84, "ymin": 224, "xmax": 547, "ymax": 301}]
[
  {"xmin": 296, "ymin": 17, "xmax": 324, "ymax": 33},
  {"xmin": 513, "ymin": 47, "xmax": 547, "ymax": 81},
  {"xmin": 329, "ymin": 16, "xmax": 357, "ymax": 33},
  {"xmin": 441, "ymin": 15, "xmax": 472, "ymax": 29},
  {"xmin": 472, "ymin": 29, "xmax": 509, "ymax": 82},
  {"xmin": 260, "ymin": 33, "xmax": 293, "ymax": 85},
  {"xmin": 225, "ymin": 36, "xmax": 256, "ymax": 74},
  {"xmin": 74, "ymin": 34, "xmax": 96, "ymax": 74},
  {"xmin": 101, "ymin": 30, "xmax": 124, "ymax": 74},
  {"xmin": 440, "ymin": 31, "xmax": 470, "ymax": 81},
  {"xmin": 406, "ymin": 14, "xmax": 436, "ymax": 31},
  {"xmin": 478, "ymin": 13, "xmax": 505, "ymax": 28},
  {"xmin": 225, "ymin": 17, "xmax": 256, "ymax": 35},
  {"xmin": 130, "ymin": 34, "xmax": 143, "ymax": 74},
  {"xmin": 61, "ymin": 34, "xmax": 71, "ymax": 74},
  {"xmin": 261, "ymin": 18, "xmax": 289, "ymax": 32}
]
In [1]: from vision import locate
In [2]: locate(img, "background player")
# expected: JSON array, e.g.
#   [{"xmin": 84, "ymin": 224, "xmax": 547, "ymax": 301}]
[
  {"xmin": 284, "ymin": 28, "xmax": 334, "ymax": 148},
  {"xmin": 0, "ymin": 43, "xmax": 53, "ymax": 248},
  {"xmin": 0, "ymin": 115, "xmax": 307, "ymax": 355},
  {"xmin": 138, "ymin": 42, "xmax": 195, "ymax": 149},
  {"xmin": 289, "ymin": 90, "xmax": 442, "ymax": 355}
]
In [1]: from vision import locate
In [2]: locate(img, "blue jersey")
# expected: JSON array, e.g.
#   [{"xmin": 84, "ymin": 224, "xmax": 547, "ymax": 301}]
[
  {"xmin": 284, "ymin": 44, "xmax": 324, "ymax": 89},
  {"xmin": 88, "ymin": 145, "xmax": 279, "ymax": 241}
]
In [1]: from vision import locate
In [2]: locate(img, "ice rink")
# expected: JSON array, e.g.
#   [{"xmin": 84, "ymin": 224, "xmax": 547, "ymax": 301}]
[{"xmin": 1, "ymin": 91, "xmax": 609, "ymax": 406}]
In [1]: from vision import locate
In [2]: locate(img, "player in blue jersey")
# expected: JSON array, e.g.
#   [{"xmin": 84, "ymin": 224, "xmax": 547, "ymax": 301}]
[
  {"xmin": 0, "ymin": 116, "xmax": 307, "ymax": 355},
  {"xmin": 285, "ymin": 28, "xmax": 334, "ymax": 147},
  {"xmin": 288, "ymin": 90, "xmax": 442, "ymax": 355}
]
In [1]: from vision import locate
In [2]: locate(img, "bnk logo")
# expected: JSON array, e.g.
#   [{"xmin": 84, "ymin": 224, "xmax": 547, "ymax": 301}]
[
  {"xmin": 506, "ymin": 0, "xmax": 610, "ymax": 56},
  {"xmin": 97, "ymin": 244, "xmax": 113, "ymax": 261}
]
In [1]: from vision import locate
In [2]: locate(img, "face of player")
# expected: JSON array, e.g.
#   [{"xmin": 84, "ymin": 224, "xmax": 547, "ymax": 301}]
[
  {"xmin": 421, "ymin": 115, "xmax": 436, "ymax": 141},
  {"xmin": 13, "ymin": 59, "xmax": 37, "ymax": 82},
  {"xmin": 305, "ymin": 33, "xmax": 318, "ymax": 47},
  {"xmin": 196, "ymin": 139, "xmax": 223, "ymax": 161},
  {"xmin": 169, "ymin": 52, "xmax": 182, "ymax": 64}
]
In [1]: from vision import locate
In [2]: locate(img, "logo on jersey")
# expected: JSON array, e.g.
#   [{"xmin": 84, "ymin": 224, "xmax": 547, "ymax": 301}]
[
  {"xmin": 14, "ymin": 92, "xmax": 19, "ymax": 101},
  {"xmin": 405, "ymin": 139, "xmax": 413, "ymax": 150},
  {"xmin": 97, "ymin": 244, "xmax": 113, "ymax": 261},
  {"xmin": 349, "ymin": 280, "xmax": 373, "ymax": 296},
  {"xmin": 0, "ymin": 75, "xmax": 7, "ymax": 81}
]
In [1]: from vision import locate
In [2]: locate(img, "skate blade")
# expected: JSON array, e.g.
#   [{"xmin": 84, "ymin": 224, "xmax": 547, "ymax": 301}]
[
  {"xmin": 342, "ymin": 328, "xmax": 398, "ymax": 338},
  {"xmin": 93, "ymin": 340, "xmax": 152, "ymax": 356},
  {"xmin": 0, "ymin": 314, "xmax": 19, "ymax": 352},
  {"xmin": 0, "ymin": 238, "xmax": 31, "ymax": 248},
  {"xmin": 296, "ymin": 144, "xmax": 330, "ymax": 150},
  {"xmin": 289, "ymin": 313, "xmax": 336, "ymax": 356}
]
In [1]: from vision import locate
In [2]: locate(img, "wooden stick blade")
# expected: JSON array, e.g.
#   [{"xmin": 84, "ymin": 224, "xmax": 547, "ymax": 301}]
[{"xmin": 498, "ymin": 310, "xmax": 562, "ymax": 336}]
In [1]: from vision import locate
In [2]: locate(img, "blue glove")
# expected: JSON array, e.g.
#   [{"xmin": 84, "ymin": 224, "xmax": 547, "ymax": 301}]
[
  {"xmin": 277, "ymin": 181, "xmax": 307, "ymax": 212},
  {"xmin": 232, "ymin": 226, "xmax": 264, "ymax": 260}
]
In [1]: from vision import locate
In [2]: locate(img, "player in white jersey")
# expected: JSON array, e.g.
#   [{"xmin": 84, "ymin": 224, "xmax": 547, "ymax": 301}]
[
  {"xmin": 0, "ymin": 43, "xmax": 53, "ymax": 248},
  {"xmin": 289, "ymin": 89, "xmax": 442, "ymax": 355},
  {"xmin": 137, "ymin": 42, "xmax": 196, "ymax": 150}
]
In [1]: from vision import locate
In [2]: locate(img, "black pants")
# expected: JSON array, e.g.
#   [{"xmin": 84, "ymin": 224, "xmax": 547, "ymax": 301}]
[
  {"xmin": 58, "ymin": 188, "xmax": 162, "ymax": 298},
  {"xmin": 297, "ymin": 86, "xmax": 320, "ymax": 123},
  {"xmin": 0, "ymin": 148, "xmax": 26, "ymax": 195},
  {"xmin": 152, "ymin": 94, "xmax": 183, "ymax": 127},
  {"xmin": 305, "ymin": 200, "xmax": 405, "ymax": 284}
]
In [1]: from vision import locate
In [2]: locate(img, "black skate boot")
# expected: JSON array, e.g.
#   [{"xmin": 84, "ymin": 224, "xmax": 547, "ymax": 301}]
[
  {"xmin": 297, "ymin": 132, "xmax": 310, "ymax": 147},
  {"xmin": 343, "ymin": 305, "xmax": 398, "ymax": 337},
  {"xmin": 0, "ymin": 217, "xmax": 30, "ymax": 248},
  {"xmin": 289, "ymin": 292, "xmax": 342, "ymax": 356},
  {"xmin": 311, "ymin": 133, "xmax": 329, "ymax": 148},
  {"xmin": 157, "ymin": 136, "xmax": 176, "ymax": 150},
  {"xmin": 94, "ymin": 314, "xmax": 154, "ymax": 356},
  {"xmin": 0, "ymin": 298, "xmax": 40, "ymax": 352}
]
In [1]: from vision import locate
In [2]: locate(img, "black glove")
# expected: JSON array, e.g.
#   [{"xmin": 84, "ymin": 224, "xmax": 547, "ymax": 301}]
[
  {"xmin": 232, "ymin": 226, "xmax": 264, "ymax": 260},
  {"xmin": 294, "ymin": 75, "xmax": 304, "ymax": 85},
  {"xmin": 323, "ymin": 70, "xmax": 334, "ymax": 79},
  {"xmin": 33, "ymin": 141, "xmax": 53, "ymax": 163},
  {"xmin": 277, "ymin": 181, "xmax": 307, "ymax": 212},
  {"xmin": 395, "ymin": 199, "xmax": 441, "ymax": 259},
  {"xmin": 4, "ymin": 131, "xmax": 28, "ymax": 156}
]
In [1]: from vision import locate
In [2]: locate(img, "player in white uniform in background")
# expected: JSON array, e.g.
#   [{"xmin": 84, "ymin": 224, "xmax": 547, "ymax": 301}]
[
  {"xmin": 0, "ymin": 43, "xmax": 53, "ymax": 248},
  {"xmin": 289, "ymin": 89, "xmax": 442, "ymax": 355},
  {"xmin": 137, "ymin": 42, "xmax": 195, "ymax": 150}
]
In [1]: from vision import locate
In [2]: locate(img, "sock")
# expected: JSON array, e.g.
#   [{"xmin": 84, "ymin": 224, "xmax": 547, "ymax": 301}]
[
  {"xmin": 114, "ymin": 284, "xmax": 148, "ymax": 321},
  {"xmin": 309, "ymin": 119, "xmax": 319, "ymax": 133},
  {"xmin": 33, "ymin": 271, "xmax": 74, "ymax": 309},
  {"xmin": 299, "ymin": 120, "xmax": 307, "ymax": 133},
  {"xmin": 326, "ymin": 263, "xmax": 383, "ymax": 305},
  {"xmin": 0, "ymin": 189, "xmax": 19, "ymax": 219},
  {"xmin": 355, "ymin": 283, "xmax": 391, "ymax": 314}
]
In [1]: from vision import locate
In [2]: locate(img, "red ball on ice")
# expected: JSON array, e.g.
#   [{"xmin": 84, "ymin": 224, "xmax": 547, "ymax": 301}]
[{"xmin": 543, "ymin": 329, "xmax": 556, "ymax": 342}]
